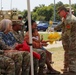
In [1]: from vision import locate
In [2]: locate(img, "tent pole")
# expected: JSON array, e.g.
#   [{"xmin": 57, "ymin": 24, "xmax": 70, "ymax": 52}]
[
  {"xmin": 69, "ymin": 0, "xmax": 72, "ymax": 15},
  {"xmin": 27, "ymin": 0, "xmax": 34, "ymax": 75}
]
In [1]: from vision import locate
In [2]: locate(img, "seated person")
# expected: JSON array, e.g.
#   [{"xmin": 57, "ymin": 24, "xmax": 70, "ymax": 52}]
[
  {"xmin": 0, "ymin": 19, "xmax": 30, "ymax": 75},
  {"xmin": 32, "ymin": 28, "xmax": 60, "ymax": 74},
  {"xmin": 24, "ymin": 20, "xmax": 46, "ymax": 75},
  {"xmin": 11, "ymin": 20, "xmax": 41, "ymax": 75},
  {"xmin": 0, "ymin": 50, "xmax": 15, "ymax": 75},
  {"xmin": 24, "ymin": 20, "xmax": 60, "ymax": 74}
]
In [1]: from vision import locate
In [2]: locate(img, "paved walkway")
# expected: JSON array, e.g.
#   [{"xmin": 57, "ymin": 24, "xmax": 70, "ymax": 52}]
[{"xmin": 44, "ymin": 41, "xmax": 62, "ymax": 49}]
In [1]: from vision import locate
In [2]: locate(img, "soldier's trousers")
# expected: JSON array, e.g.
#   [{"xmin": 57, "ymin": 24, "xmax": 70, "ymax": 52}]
[
  {"xmin": 21, "ymin": 51, "xmax": 30, "ymax": 75},
  {"xmin": 0, "ymin": 55, "xmax": 15, "ymax": 75},
  {"xmin": 4, "ymin": 51, "xmax": 30, "ymax": 75},
  {"xmin": 68, "ymin": 49, "xmax": 76, "ymax": 72},
  {"xmin": 29, "ymin": 57, "xmax": 38, "ymax": 75},
  {"xmin": 62, "ymin": 36, "xmax": 69, "ymax": 70},
  {"xmin": 63, "ymin": 44, "xmax": 69, "ymax": 70},
  {"xmin": 33, "ymin": 48, "xmax": 46, "ymax": 74}
]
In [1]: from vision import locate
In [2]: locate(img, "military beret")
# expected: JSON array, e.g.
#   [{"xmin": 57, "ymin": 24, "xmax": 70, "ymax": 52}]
[
  {"xmin": 12, "ymin": 20, "xmax": 23, "ymax": 26},
  {"xmin": 57, "ymin": 5, "xmax": 68, "ymax": 13}
]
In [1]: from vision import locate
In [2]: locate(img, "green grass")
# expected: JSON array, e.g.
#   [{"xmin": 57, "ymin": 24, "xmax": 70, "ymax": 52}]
[
  {"xmin": 48, "ymin": 47, "xmax": 64, "ymax": 61},
  {"xmin": 39, "ymin": 33, "xmax": 48, "ymax": 40}
]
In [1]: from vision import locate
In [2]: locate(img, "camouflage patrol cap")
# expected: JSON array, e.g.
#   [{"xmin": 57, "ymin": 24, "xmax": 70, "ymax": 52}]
[
  {"xmin": 18, "ymin": 14, "xmax": 23, "ymax": 19},
  {"xmin": 12, "ymin": 20, "xmax": 23, "ymax": 26},
  {"xmin": 58, "ymin": 5, "xmax": 68, "ymax": 13},
  {"xmin": 66, "ymin": 7, "xmax": 74, "ymax": 12},
  {"xmin": 71, "ymin": 9, "xmax": 74, "ymax": 12}
]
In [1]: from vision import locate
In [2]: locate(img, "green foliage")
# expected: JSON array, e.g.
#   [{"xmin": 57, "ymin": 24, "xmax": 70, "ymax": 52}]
[
  {"xmin": 23, "ymin": 10, "xmax": 28, "ymax": 19},
  {"xmin": 20, "ymin": 1, "xmax": 76, "ymax": 21},
  {"xmin": 56, "ymin": 1, "xmax": 63, "ymax": 7},
  {"xmin": 39, "ymin": 33, "xmax": 48, "ymax": 41}
]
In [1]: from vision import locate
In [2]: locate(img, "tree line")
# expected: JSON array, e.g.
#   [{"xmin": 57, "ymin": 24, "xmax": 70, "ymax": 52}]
[{"xmin": 19, "ymin": 1, "xmax": 76, "ymax": 22}]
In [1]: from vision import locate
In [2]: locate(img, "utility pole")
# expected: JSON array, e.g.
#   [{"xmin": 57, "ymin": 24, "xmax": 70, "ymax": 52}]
[
  {"xmin": 10, "ymin": 0, "xmax": 12, "ymax": 20},
  {"xmin": 54, "ymin": 0, "xmax": 56, "ymax": 22},
  {"xmin": 69, "ymin": 0, "xmax": 71, "ymax": 15},
  {"xmin": 1, "ymin": 0, "xmax": 2, "ymax": 11},
  {"xmin": 10, "ymin": 0, "xmax": 12, "ymax": 10}
]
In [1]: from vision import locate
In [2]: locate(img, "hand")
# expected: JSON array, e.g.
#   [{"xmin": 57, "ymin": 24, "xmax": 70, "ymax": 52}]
[
  {"xmin": 41, "ymin": 35, "xmax": 43, "ymax": 41},
  {"xmin": 42, "ymin": 43, "xmax": 48, "ymax": 46},
  {"xmin": 14, "ymin": 43, "xmax": 18, "ymax": 47},
  {"xmin": 50, "ymin": 28, "xmax": 54, "ymax": 32},
  {"xmin": 4, "ymin": 50, "xmax": 18, "ymax": 53},
  {"xmin": 42, "ymin": 40, "xmax": 48, "ymax": 43}
]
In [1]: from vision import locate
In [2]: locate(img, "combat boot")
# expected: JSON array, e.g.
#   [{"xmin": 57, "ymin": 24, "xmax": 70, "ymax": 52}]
[{"xmin": 38, "ymin": 67, "xmax": 46, "ymax": 75}]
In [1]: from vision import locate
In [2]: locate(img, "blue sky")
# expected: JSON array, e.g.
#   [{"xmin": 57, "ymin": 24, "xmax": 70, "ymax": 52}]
[{"xmin": 0, "ymin": 0, "xmax": 76, "ymax": 11}]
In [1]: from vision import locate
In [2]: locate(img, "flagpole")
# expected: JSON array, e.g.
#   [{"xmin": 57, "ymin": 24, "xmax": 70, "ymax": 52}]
[
  {"xmin": 1, "ymin": 0, "xmax": 2, "ymax": 11},
  {"xmin": 27, "ymin": 0, "xmax": 34, "ymax": 75},
  {"xmin": 10, "ymin": 0, "xmax": 12, "ymax": 10},
  {"xmin": 54, "ymin": 0, "xmax": 56, "ymax": 22},
  {"xmin": 69, "ymin": 0, "xmax": 71, "ymax": 15}
]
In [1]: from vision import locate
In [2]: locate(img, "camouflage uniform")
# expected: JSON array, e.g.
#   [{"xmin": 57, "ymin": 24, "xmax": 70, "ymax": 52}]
[
  {"xmin": 20, "ymin": 51, "xmax": 30, "ymax": 75},
  {"xmin": 11, "ymin": 30, "xmax": 31, "ymax": 75},
  {"xmin": 0, "ymin": 50, "xmax": 15, "ymax": 75},
  {"xmin": 55, "ymin": 13, "xmax": 76, "ymax": 72},
  {"xmin": 12, "ymin": 20, "xmax": 46, "ymax": 75},
  {"xmin": 4, "ymin": 48, "xmax": 30, "ymax": 75},
  {"xmin": 55, "ymin": 21, "xmax": 69, "ymax": 71},
  {"xmin": 11, "ymin": 30, "xmax": 24, "ymax": 44},
  {"xmin": 33, "ymin": 48, "xmax": 46, "ymax": 75},
  {"xmin": 66, "ymin": 14, "xmax": 76, "ymax": 72},
  {"xmin": 0, "ymin": 35, "xmax": 30, "ymax": 75},
  {"xmin": 12, "ymin": 20, "xmax": 30, "ymax": 75},
  {"xmin": 12, "ymin": 30, "xmax": 38, "ymax": 75},
  {"xmin": 0, "ymin": 35, "xmax": 23, "ymax": 75}
]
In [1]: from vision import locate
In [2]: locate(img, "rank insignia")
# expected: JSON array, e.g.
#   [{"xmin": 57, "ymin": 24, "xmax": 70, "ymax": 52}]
[{"xmin": 66, "ymin": 24, "xmax": 71, "ymax": 29}]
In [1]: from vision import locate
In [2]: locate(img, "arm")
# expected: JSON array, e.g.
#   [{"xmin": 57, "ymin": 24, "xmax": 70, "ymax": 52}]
[
  {"xmin": 54, "ymin": 22, "xmax": 63, "ymax": 31},
  {"xmin": 37, "ymin": 33, "xmax": 48, "ymax": 46},
  {"xmin": 0, "ymin": 37, "xmax": 12, "ymax": 50},
  {"xmin": 32, "ymin": 38, "xmax": 40, "ymax": 43},
  {"xmin": 24, "ymin": 32, "xmax": 41, "ymax": 48}
]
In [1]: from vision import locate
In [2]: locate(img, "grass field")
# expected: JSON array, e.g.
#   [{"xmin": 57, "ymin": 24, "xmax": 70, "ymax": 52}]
[{"xmin": 39, "ymin": 33, "xmax": 49, "ymax": 40}]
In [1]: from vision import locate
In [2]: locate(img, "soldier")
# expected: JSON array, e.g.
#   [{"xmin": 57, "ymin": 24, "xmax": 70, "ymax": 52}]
[
  {"xmin": 0, "ymin": 50, "xmax": 15, "ymax": 75},
  {"xmin": 0, "ymin": 19, "xmax": 30, "ymax": 75},
  {"xmin": 18, "ymin": 14, "xmax": 25, "ymax": 37},
  {"xmin": 54, "ymin": 5, "xmax": 76, "ymax": 74},
  {"xmin": 11, "ymin": 20, "xmax": 24, "ymax": 44},
  {"xmin": 11, "ymin": 20, "xmax": 39, "ymax": 75}
]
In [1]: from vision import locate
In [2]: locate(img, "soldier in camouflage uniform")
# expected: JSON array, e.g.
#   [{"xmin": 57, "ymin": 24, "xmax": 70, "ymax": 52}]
[
  {"xmin": 0, "ymin": 50, "xmax": 15, "ymax": 75},
  {"xmin": 11, "ymin": 20, "xmax": 24, "ymax": 44},
  {"xmin": 0, "ymin": 19, "xmax": 30, "ymax": 75},
  {"xmin": 54, "ymin": 5, "xmax": 76, "ymax": 74},
  {"xmin": 11, "ymin": 20, "xmax": 39, "ymax": 75},
  {"xmin": 54, "ymin": 19, "xmax": 70, "ymax": 73}
]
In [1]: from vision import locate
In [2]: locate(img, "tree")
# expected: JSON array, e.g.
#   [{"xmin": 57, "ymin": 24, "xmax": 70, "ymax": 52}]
[
  {"xmin": 56, "ymin": 1, "xmax": 63, "ymax": 7},
  {"xmin": 32, "ymin": 4, "xmax": 53, "ymax": 21},
  {"xmin": 23, "ymin": 10, "xmax": 28, "ymax": 19}
]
